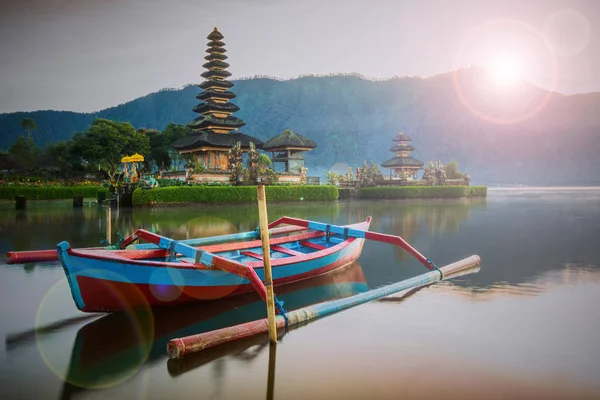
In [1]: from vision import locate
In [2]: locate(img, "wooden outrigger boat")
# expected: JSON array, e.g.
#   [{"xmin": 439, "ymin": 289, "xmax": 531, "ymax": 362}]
[
  {"xmin": 54, "ymin": 217, "xmax": 372, "ymax": 313},
  {"xmin": 6, "ymin": 186, "xmax": 481, "ymax": 360}
]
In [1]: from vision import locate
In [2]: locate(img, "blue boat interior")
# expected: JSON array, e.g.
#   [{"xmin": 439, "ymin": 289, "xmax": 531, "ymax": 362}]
[{"xmin": 171, "ymin": 235, "xmax": 346, "ymax": 265}]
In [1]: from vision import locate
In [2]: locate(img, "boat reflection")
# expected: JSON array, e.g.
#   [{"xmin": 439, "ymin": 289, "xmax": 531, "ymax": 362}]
[{"xmin": 59, "ymin": 261, "xmax": 368, "ymax": 397}]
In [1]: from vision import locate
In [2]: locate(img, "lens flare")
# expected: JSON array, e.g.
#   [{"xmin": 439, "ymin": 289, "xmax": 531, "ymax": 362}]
[
  {"xmin": 36, "ymin": 273, "xmax": 154, "ymax": 389},
  {"xmin": 489, "ymin": 56, "xmax": 522, "ymax": 86},
  {"xmin": 149, "ymin": 266, "xmax": 185, "ymax": 302},
  {"xmin": 544, "ymin": 8, "xmax": 591, "ymax": 58},
  {"xmin": 453, "ymin": 19, "xmax": 557, "ymax": 125}
]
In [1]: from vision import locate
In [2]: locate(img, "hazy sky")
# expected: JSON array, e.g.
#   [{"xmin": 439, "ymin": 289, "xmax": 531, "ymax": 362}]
[{"xmin": 0, "ymin": 0, "xmax": 598, "ymax": 113}]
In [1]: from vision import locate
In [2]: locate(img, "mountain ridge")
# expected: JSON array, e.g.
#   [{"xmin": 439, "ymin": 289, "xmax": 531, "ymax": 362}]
[{"xmin": 1, "ymin": 69, "xmax": 599, "ymax": 185}]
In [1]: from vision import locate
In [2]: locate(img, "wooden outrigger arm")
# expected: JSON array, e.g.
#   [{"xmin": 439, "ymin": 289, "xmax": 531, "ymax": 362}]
[
  {"xmin": 165, "ymin": 216, "xmax": 479, "ymax": 359},
  {"xmin": 268, "ymin": 216, "xmax": 439, "ymax": 272}
]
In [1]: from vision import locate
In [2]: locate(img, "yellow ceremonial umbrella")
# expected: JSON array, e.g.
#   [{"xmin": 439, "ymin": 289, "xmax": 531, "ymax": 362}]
[
  {"xmin": 121, "ymin": 155, "xmax": 132, "ymax": 163},
  {"xmin": 129, "ymin": 153, "xmax": 144, "ymax": 162}
]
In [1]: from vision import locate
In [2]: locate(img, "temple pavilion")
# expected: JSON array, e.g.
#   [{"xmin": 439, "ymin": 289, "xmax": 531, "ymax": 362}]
[
  {"xmin": 381, "ymin": 130, "xmax": 424, "ymax": 180},
  {"xmin": 172, "ymin": 28, "xmax": 262, "ymax": 170},
  {"xmin": 262, "ymin": 129, "xmax": 317, "ymax": 174}
]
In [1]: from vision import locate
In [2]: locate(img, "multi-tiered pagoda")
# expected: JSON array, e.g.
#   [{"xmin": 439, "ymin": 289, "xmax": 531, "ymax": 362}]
[
  {"xmin": 173, "ymin": 27, "xmax": 262, "ymax": 170},
  {"xmin": 381, "ymin": 130, "xmax": 424, "ymax": 180}
]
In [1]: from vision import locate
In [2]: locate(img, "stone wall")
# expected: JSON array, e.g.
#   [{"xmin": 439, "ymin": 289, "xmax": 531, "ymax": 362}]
[{"xmin": 191, "ymin": 173, "xmax": 230, "ymax": 183}]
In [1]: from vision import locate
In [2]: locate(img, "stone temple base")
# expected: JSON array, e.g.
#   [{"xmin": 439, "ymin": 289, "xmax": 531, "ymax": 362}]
[
  {"xmin": 191, "ymin": 173, "xmax": 231, "ymax": 183},
  {"xmin": 278, "ymin": 174, "xmax": 301, "ymax": 184}
]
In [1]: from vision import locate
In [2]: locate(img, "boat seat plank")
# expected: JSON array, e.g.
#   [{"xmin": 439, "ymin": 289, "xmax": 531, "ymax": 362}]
[
  {"xmin": 300, "ymin": 241, "xmax": 327, "ymax": 251},
  {"xmin": 201, "ymin": 231, "xmax": 326, "ymax": 253},
  {"xmin": 240, "ymin": 251, "xmax": 263, "ymax": 260},
  {"xmin": 270, "ymin": 245, "xmax": 303, "ymax": 257}
]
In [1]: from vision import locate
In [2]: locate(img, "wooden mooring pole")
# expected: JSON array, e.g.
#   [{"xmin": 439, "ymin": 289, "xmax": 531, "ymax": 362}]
[
  {"xmin": 15, "ymin": 195, "xmax": 26, "ymax": 210},
  {"xmin": 73, "ymin": 194, "xmax": 83, "ymax": 208},
  {"xmin": 266, "ymin": 342, "xmax": 277, "ymax": 400},
  {"xmin": 106, "ymin": 206, "xmax": 112, "ymax": 244},
  {"xmin": 257, "ymin": 185, "xmax": 277, "ymax": 344}
]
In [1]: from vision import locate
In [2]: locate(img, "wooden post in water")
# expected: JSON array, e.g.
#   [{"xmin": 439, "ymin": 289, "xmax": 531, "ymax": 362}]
[
  {"xmin": 73, "ymin": 194, "xmax": 84, "ymax": 208},
  {"xmin": 106, "ymin": 206, "xmax": 112, "ymax": 244},
  {"xmin": 257, "ymin": 185, "xmax": 277, "ymax": 343},
  {"xmin": 15, "ymin": 195, "xmax": 26, "ymax": 210}
]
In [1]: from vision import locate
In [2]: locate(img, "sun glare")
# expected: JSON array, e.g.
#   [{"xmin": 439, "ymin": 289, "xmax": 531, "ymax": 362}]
[
  {"xmin": 453, "ymin": 18, "xmax": 557, "ymax": 124},
  {"xmin": 489, "ymin": 57, "xmax": 522, "ymax": 86}
]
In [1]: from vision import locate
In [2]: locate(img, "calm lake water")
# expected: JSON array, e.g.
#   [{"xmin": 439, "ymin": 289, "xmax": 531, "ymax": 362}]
[{"xmin": 1, "ymin": 188, "xmax": 599, "ymax": 399}]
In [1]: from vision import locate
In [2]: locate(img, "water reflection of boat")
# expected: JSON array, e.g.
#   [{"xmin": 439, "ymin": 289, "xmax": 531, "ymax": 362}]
[{"xmin": 60, "ymin": 262, "xmax": 368, "ymax": 393}]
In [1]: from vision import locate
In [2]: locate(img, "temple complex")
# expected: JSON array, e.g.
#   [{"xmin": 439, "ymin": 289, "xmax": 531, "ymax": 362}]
[
  {"xmin": 262, "ymin": 129, "xmax": 317, "ymax": 174},
  {"xmin": 172, "ymin": 28, "xmax": 262, "ymax": 171},
  {"xmin": 381, "ymin": 130, "xmax": 424, "ymax": 180}
]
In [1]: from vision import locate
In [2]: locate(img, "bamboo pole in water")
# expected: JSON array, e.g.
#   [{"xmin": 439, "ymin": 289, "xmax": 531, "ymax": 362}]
[
  {"xmin": 257, "ymin": 185, "xmax": 278, "ymax": 344},
  {"xmin": 167, "ymin": 255, "xmax": 481, "ymax": 358},
  {"xmin": 266, "ymin": 342, "xmax": 277, "ymax": 400}
]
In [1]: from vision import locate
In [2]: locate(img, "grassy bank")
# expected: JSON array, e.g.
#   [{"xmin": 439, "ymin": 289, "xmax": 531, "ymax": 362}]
[
  {"xmin": 132, "ymin": 185, "xmax": 339, "ymax": 205},
  {"xmin": 0, "ymin": 186, "xmax": 109, "ymax": 200},
  {"xmin": 358, "ymin": 186, "xmax": 487, "ymax": 199}
]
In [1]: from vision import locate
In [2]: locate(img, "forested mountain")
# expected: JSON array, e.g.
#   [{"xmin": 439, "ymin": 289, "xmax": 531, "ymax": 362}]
[{"xmin": 1, "ymin": 69, "xmax": 599, "ymax": 185}]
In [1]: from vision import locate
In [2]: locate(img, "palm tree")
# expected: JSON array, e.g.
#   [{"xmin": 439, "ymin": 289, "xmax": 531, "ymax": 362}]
[{"xmin": 258, "ymin": 154, "xmax": 272, "ymax": 172}]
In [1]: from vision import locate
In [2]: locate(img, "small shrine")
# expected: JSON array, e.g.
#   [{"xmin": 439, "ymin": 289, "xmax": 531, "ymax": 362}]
[
  {"xmin": 262, "ymin": 129, "xmax": 317, "ymax": 175},
  {"xmin": 172, "ymin": 28, "xmax": 262, "ymax": 172},
  {"xmin": 121, "ymin": 153, "xmax": 144, "ymax": 184},
  {"xmin": 381, "ymin": 130, "xmax": 424, "ymax": 180}
]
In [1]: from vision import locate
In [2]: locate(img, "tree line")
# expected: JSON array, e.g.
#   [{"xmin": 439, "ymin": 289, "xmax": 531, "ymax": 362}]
[{"xmin": 1, "ymin": 118, "xmax": 192, "ymax": 181}]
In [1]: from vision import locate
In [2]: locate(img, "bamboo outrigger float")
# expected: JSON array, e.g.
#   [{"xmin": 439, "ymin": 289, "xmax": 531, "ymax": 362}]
[{"xmin": 167, "ymin": 255, "xmax": 480, "ymax": 358}]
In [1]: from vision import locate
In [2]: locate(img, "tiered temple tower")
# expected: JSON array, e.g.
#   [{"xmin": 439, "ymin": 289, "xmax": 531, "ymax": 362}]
[
  {"xmin": 173, "ymin": 27, "xmax": 262, "ymax": 170},
  {"xmin": 381, "ymin": 130, "xmax": 424, "ymax": 180}
]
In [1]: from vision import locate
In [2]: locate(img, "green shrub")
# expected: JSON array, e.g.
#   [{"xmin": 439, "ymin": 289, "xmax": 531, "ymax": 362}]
[
  {"xmin": 97, "ymin": 190, "xmax": 108, "ymax": 203},
  {"xmin": 132, "ymin": 185, "xmax": 338, "ymax": 205},
  {"xmin": 0, "ymin": 186, "xmax": 108, "ymax": 200},
  {"xmin": 358, "ymin": 186, "xmax": 487, "ymax": 199},
  {"xmin": 157, "ymin": 178, "xmax": 188, "ymax": 187},
  {"xmin": 266, "ymin": 185, "xmax": 338, "ymax": 202},
  {"xmin": 467, "ymin": 186, "xmax": 487, "ymax": 197}
]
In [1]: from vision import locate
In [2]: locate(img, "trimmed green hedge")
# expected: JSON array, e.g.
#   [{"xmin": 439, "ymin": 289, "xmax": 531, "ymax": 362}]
[
  {"xmin": 0, "ymin": 186, "xmax": 109, "ymax": 200},
  {"xmin": 132, "ymin": 185, "xmax": 339, "ymax": 205},
  {"xmin": 358, "ymin": 186, "xmax": 487, "ymax": 199}
]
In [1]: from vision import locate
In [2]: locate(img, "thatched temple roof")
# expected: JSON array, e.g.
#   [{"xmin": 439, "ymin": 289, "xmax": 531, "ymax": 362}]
[
  {"xmin": 262, "ymin": 129, "xmax": 317, "ymax": 150},
  {"xmin": 172, "ymin": 131, "xmax": 262, "ymax": 150}
]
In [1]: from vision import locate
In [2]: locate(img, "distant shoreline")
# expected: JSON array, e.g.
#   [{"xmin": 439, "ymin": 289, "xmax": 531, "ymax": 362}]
[{"xmin": 487, "ymin": 186, "xmax": 600, "ymax": 191}]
